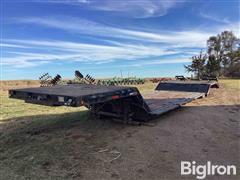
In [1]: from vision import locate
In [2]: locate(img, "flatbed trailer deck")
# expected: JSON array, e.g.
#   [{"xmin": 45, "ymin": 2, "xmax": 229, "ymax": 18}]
[
  {"xmin": 9, "ymin": 81, "xmax": 218, "ymax": 122},
  {"xmin": 9, "ymin": 84, "xmax": 139, "ymax": 107}
]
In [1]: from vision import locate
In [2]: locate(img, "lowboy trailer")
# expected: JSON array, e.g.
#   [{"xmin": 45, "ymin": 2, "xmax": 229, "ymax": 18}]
[{"xmin": 9, "ymin": 81, "xmax": 219, "ymax": 123}]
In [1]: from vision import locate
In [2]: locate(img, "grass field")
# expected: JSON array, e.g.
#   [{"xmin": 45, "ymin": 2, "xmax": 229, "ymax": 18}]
[{"xmin": 0, "ymin": 79, "xmax": 239, "ymax": 179}]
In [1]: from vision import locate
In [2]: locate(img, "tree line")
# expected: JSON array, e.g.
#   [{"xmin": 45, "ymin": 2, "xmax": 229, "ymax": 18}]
[{"xmin": 185, "ymin": 31, "xmax": 240, "ymax": 79}]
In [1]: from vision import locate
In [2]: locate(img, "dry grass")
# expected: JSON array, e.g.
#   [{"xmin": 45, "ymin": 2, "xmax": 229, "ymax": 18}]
[
  {"xmin": 220, "ymin": 79, "xmax": 240, "ymax": 90},
  {"xmin": 0, "ymin": 80, "xmax": 40, "ymax": 91}
]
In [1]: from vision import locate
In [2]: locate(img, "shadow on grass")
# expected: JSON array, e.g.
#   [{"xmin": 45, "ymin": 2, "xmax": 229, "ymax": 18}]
[
  {"xmin": 1, "ymin": 103, "xmax": 239, "ymax": 136},
  {"xmin": 0, "ymin": 109, "xmax": 132, "ymax": 137},
  {"xmin": 0, "ymin": 96, "xmax": 195, "ymax": 136}
]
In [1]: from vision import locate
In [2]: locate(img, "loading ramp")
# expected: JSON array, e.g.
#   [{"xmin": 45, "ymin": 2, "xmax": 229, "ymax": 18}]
[
  {"xmin": 9, "ymin": 81, "xmax": 219, "ymax": 123},
  {"xmin": 155, "ymin": 80, "xmax": 219, "ymax": 95}
]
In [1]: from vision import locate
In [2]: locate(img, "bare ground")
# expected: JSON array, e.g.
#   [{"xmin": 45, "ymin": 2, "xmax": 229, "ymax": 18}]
[{"xmin": 0, "ymin": 81, "xmax": 239, "ymax": 180}]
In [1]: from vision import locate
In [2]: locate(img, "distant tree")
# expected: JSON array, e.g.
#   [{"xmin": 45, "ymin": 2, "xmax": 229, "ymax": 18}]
[
  {"xmin": 185, "ymin": 50, "xmax": 207, "ymax": 79},
  {"xmin": 207, "ymin": 31, "xmax": 239, "ymax": 76},
  {"xmin": 205, "ymin": 55, "xmax": 221, "ymax": 77},
  {"xmin": 207, "ymin": 35, "xmax": 221, "ymax": 58},
  {"xmin": 185, "ymin": 31, "xmax": 239, "ymax": 78},
  {"xmin": 224, "ymin": 49, "xmax": 240, "ymax": 77}
]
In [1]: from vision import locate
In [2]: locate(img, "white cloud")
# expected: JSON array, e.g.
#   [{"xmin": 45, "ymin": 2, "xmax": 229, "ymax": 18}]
[
  {"xmin": 5, "ymin": 16, "xmax": 239, "ymax": 68},
  {"xmin": 0, "ymin": 43, "xmax": 28, "ymax": 48},
  {"xmin": 33, "ymin": 0, "xmax": 90, "ymax": 3},
  {"xmin": 199, "ymin": 12, "xmax": 230, "ymax": 24},
  {"xmin": 3, "ymin": 39, "xmax": 192, "ymax": 68},
  {"xmin": 16, "ymin": 16, "xmax": 224, "ymax": 48},
  {"xmin": 217, "ymin": 22, "xmax": 240, "ymax": 37},
  {"xmin": 34, "ymin": 0, "xmax": 182, "ymax": 18},
  {"xmin": 133, "ymin": 57, "xmax": 191, "ymax": 67},
  {"xmin": 85, "ymin": 0, "xmax": 182, "ymax": 18}
]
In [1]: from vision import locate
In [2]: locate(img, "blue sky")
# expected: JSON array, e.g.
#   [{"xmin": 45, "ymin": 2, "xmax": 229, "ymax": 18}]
[{"xmin": 1, "ymin": 0, "xmax": 239, "ymax": 80}]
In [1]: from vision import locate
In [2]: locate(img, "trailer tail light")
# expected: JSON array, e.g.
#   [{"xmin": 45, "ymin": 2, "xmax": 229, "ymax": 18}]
[{"xmin": 111, "ymin": 95, "xmax": 120, "ymax": 100}]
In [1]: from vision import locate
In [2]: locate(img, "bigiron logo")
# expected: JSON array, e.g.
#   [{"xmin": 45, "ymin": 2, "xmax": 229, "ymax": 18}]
[{"xmin": 181, "ymin": 161, "xmax": 237, "ymax": 179}]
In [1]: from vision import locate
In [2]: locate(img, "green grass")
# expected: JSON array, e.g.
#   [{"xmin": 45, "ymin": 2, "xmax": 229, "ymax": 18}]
[{"xmin": 0, "ymin": 92, "xmax": 86, "ymax": 121}]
